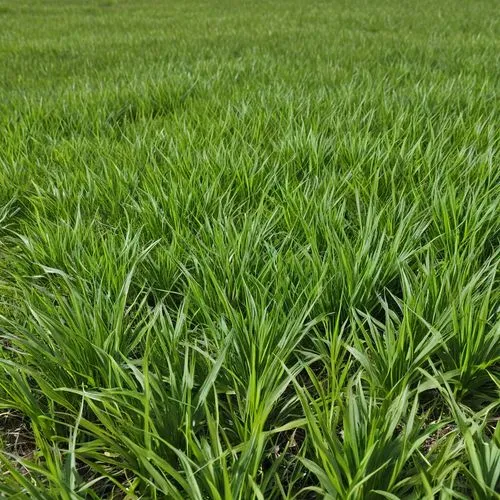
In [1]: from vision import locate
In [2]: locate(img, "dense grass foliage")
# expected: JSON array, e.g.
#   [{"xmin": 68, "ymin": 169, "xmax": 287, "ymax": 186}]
[{"xmin": 1, "ymin": 0, "xmax": 499, "ymax": 497}]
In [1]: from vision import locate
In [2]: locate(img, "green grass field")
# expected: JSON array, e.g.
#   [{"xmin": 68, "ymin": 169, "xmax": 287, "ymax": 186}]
[{"xmin": 0, "ymin": 0, "xmax": 499, "ymax": 497}]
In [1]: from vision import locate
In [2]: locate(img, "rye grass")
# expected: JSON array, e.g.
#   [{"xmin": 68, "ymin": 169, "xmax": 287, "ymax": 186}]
[{"xmin": 0, "ymin": 0, "xmax": 499, "ymax": 497}]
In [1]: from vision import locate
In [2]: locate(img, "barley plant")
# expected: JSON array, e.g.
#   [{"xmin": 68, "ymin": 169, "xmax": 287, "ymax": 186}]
[{"xmin": 0, "ymin": 0, "xmax": 499, "ymax": 498}]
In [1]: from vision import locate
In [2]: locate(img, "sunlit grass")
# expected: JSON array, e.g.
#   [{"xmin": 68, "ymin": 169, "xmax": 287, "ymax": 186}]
[{"xmin": 0, "ymin": 0, "xmax": 499, "ymax": 497}]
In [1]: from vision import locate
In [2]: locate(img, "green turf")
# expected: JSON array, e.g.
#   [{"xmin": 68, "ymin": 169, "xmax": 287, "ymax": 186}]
[{"xmin": 0, "ymin": 0, "xmax": 499, "ymax": 497}]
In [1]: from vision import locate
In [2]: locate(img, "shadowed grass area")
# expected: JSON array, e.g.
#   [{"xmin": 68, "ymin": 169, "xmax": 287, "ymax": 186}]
[{"xmin": 0, "ymin": 0, "xmax": 499, "ymax": 497}]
